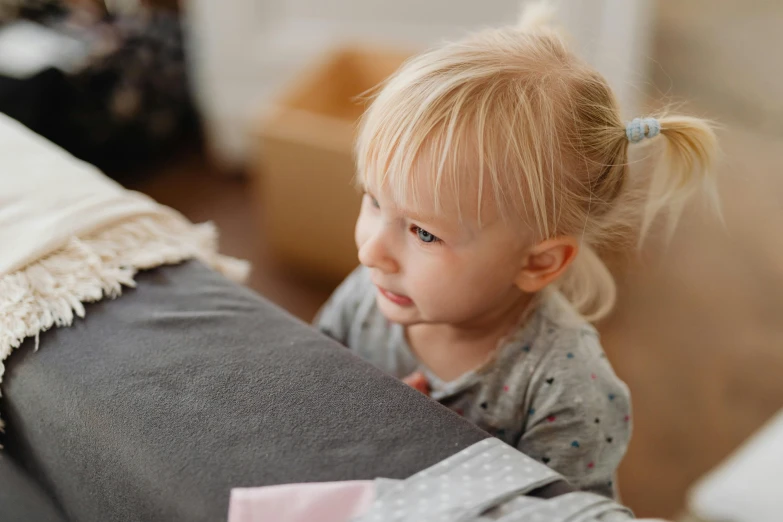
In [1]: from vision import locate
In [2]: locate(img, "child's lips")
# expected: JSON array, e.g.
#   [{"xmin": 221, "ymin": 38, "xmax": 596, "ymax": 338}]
[{"xmin": 378, "ymin": 287, "xmax": 414, "ymax": 307}]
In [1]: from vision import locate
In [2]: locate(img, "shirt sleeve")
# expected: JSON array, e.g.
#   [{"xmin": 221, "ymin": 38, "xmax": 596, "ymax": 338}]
[
  {"xmin": 312, "ymin": 266, "xmax": 368, "ymax": 346},
  {"xmin": 517, "ymin": 328, "xmax": 632, "ymax": 498}
]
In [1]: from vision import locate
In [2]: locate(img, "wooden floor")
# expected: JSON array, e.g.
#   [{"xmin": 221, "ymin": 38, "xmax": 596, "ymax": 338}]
[{"xmin": 137, "ymin": 121, "xmax": 783, "ymax": 519}]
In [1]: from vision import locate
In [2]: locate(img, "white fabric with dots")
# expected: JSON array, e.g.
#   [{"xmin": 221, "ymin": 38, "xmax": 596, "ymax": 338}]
[{"xmin": 352, "ymin": 439, "xmax": 633, "ymax": 522}]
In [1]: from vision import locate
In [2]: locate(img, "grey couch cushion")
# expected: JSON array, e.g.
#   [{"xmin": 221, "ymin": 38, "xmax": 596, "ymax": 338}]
[
  {"xmin": 0, "ymin": 455, "xmax": 67, "ymax": 522},
  {"xmin": 2, "ymin": 261, "xmax": 490, "ymax": 522}
]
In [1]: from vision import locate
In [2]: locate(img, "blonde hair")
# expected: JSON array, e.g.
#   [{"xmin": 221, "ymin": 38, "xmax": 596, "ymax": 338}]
[{"xmin": 355, "ymin": 2, "xmax": 718, "ymax": 322}]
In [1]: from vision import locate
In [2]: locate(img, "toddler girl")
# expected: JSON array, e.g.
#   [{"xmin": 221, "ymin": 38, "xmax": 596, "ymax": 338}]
[{"xmin": 316, "ymin": 3, "xmax": 717, "ymax": 498}]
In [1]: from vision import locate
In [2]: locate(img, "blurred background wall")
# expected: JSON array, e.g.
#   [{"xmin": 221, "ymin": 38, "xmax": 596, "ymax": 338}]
[
  {"xmin": 655, "ymin": 0, "xmax": 783, "ymax": 138},
  {"xmin": 184, "ymin": 0, "xmax": 654, "ymax": 168}
]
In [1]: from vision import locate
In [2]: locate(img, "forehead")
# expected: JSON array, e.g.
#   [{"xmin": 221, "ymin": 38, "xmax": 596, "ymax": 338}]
[
  {"xmin": 361, "ymin": 156, "xmax": 537, "ymax": 251},
  {"xmin": 362, "ymin": 148, "xmax": 498, "ymax": 227}
]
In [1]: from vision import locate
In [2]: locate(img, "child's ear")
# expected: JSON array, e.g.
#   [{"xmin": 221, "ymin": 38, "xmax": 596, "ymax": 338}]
[{"xmin": 514, "ymin": 237, "xmax": 579, "ymax": 293}]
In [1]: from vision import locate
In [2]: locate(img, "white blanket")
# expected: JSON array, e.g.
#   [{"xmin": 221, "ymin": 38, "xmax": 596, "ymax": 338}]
[{"xmin": 0, "ymin": 113, "xmax": 249, "ymax": 426}]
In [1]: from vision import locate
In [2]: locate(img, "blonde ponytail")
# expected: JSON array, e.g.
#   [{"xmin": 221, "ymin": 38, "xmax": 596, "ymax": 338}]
[
  {"xmin": 559, "ymin": 114, "xmax": 720, "ymax": 322},
  {"xmin": 639, "ymin": 115, "xmax": 719, "ymax": 240},
  {"xmin": 558, "ymin": 114, "xmax": 720, "ymax": 321}
]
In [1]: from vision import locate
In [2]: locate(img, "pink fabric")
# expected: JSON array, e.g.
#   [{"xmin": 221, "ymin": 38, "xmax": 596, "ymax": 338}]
[{"xmin": 227, "ymin": 481, "xmax": 376, "ymax": 522}]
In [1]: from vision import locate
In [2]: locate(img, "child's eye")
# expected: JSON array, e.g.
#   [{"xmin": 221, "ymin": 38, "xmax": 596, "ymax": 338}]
[
  {"xmin": 367, "ymin": 194, "xmax": 380, "ymax": 209},
  {"xmin": 414, "ymin": 226, "xmax": 439, "ymax": 244}
]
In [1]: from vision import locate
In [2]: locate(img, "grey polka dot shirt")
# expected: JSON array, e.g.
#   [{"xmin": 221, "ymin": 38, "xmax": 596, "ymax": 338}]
[{"xmin": 315, "ymin": 267, "xmax": 632, "ymax": 498}]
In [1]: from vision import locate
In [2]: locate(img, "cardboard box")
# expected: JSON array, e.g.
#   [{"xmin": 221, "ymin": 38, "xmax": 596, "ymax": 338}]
[{"xmin": 253, "ymin": 46, "xmax": 411, "ymax": 282}]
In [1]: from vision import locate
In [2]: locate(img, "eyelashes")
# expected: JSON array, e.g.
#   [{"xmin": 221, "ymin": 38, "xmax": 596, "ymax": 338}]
[
  {"xmin": 365, "ymin": 192, "xmax": 442, "ymax": 246},
  {"xmin": 413, "ymin": 226, "xmax": 440, "ymax": 244}
]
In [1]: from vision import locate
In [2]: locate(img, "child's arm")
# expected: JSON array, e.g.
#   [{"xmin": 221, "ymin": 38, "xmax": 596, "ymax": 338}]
[{"xmin": 516, "ymin": 331, "xmax": 631, "ymax": 498}]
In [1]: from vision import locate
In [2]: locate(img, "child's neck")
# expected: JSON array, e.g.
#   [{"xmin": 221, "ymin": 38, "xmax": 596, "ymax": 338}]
[{"xmin": 405, "ymin": 292, "xmax": 535, "ymax": 382}]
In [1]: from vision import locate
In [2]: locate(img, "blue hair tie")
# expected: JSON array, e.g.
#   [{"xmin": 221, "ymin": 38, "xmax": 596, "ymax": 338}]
[{"xmin": 626, "ymin": 117, "xmax": 660, "ymax": 143}]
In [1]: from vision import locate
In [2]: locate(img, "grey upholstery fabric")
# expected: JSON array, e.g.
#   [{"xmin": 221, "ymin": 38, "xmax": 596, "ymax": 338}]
[
  {"xmin": 0, "ymin": 455, "xmax": 67, "ymax": 522},
  {"xmin": 1, "ymin": 261, "xmax": 491, "ymax": 522}
]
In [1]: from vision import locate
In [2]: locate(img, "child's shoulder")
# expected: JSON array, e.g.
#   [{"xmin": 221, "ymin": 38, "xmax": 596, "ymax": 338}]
[
  {"xmin": 508, "ymin": 291, "xmax": 631, "ymax": 417},
  {"xmin": 524, "ymin": 291, "xmax": 620, "ymax": 381},
  {"xmin": 526, "ymin": 290, "xmax": 600, "ymax": 352}
]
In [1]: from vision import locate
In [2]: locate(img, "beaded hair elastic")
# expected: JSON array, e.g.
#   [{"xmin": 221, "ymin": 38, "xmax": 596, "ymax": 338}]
[{"xmin": 625, "ymin": 117, "xmax": 660, "ymax": 143}]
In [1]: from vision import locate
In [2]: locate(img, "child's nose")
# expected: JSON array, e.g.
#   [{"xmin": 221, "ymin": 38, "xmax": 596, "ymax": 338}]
[{"xmin": 358, "ymin": 228, "xmax": 399, "ymax": 274}]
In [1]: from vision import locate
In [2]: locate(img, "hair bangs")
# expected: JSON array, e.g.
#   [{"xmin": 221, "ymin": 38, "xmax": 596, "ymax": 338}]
[{"xmin": 355, "ymin": 72, "xmax": 532, "ymax": 228}]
